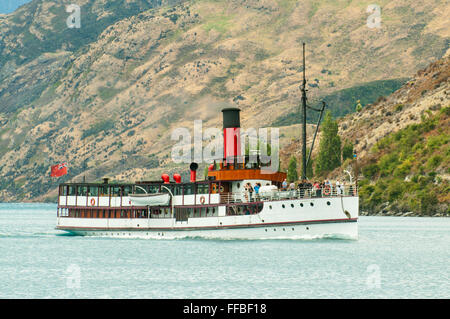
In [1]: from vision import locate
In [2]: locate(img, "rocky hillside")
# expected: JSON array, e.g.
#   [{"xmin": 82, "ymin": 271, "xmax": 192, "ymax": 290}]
[{"xmin": 0, "ymin": 0, "xmax": 449, "ymax": 202}]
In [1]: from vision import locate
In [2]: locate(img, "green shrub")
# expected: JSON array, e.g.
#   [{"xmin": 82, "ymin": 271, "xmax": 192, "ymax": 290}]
[
  {"xmin": 426, "ymin": 155, "xmax": 443, "ymax": 170},
  {"xmin": 393, "ymin": 159, "xmax": 413, "ymax": 177},
  {"xmin": 362, "ymin": 163, "xmax": 379, "ymax": 179},
  {"xmin": 82, "ymin": 120, "xmax": 115, "ymax": 140}
]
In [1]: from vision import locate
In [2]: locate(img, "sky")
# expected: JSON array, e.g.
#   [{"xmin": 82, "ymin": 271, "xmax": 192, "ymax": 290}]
[{"xmin": 0, "ymin": 0, "xmax": 32, "ymax": 14}]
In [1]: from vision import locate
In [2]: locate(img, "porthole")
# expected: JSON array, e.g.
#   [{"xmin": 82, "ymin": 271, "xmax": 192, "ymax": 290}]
[
  {"xmin": 327, "ymin": 201, "xmax": 331, "ymax": 206},
  {"xmin": 310, "ymin": 202, "xmax": 314, "ymax": 207},
  {"xmin": 292, "ymin": 228, "xmax": 295, "ymax": 231},
  {"xmin": 282, "ymin": 204, "xmax": 285, "ymax": 208},
  {"xmin": 283, "ymin": 228, "xmax": 285, "ymax": 231},
  {"xmin": 300, "ymin": 203, "xmax": 304, "ymax": 207},
  {"xmin": 274, "ymin": 228, "xmax": 276, "ymax": 231},
  {"xmin": 269, "ymin": 205, "xmax": 272, "ymax": 209},
  {"xmin": 306, "ymin": 227, "xmax": 309, "ymax": 230},
  {"xmin": 265, "ymin": 229, "xmax": 268, "ymax": 232},
  {"xmin": 290, "ymin": 204, "xmax": 294, "ymax": 208}
]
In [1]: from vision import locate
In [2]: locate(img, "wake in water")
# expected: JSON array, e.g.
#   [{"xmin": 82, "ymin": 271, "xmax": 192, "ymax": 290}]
[{"xmin": 54, "ymin": 230, "xmax": 357, "ymax": 241}]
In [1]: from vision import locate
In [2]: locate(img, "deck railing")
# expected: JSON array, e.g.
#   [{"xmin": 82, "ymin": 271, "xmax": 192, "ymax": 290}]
[{"xmin": 220, "ymin": 184, "xmax": 358, "ymax": 204}]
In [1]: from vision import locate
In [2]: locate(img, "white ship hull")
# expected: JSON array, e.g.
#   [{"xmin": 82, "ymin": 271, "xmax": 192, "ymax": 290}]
[{"xmin": 57, "ymin": 196, "xmax": 358, "ymax": 240}]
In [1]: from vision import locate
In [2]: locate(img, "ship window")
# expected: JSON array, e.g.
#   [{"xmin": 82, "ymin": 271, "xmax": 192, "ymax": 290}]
[
  {"xmin": 183, "ymin": 184, "xmax": 194, "ymax": 195},
  {"xmin": 68, "ymin": 186, "xmax": 76, "ymax": 196},
  {"xmin": 145, "ymin": 185, "xmax": 158, "ymax": 194},
  {"xmin": 300, "ymin": 203, "xmax": 303, "ymax": 207},
  {"xmin": 327, "ymin": 201, "xmax": 331, "ymax": 206},
  {"xmin": 77, "ymin": 185, "xmax": 87, "ymax": 196},
  {"xmin": 310, "ymin": 202, "xmax": 314, "ymax": 207},
  {"xmin": 282, "ymin": 204, "xmax": 285, "ymax": 208},
  {"xmin": 123, "ymin": 186, "xmax": 132, "ymax": 196},
  {"xmin": 60, "ymin": 185, "xmax": 68, "ymax": 196},
  {"xmin": 111, "ymin": 186, "xmax": 121, "ymax": 196},
  {"xmin": 291, "ymin": 204, "xmax": 294, "ymax": 208},
  {"xmin": 99, "ymin": 185, "xmax": 109, "ymax": 196},
  {"xmin": 173, "ymin": 185, "xmax": 182, "ymax": 196},
  {"xmin": 88, "ymin": 186, "xmax": 98, "ymax": 197},
  {"xmin": 196, "ymin": 184, "xmax": 208, "ymax": 194}
]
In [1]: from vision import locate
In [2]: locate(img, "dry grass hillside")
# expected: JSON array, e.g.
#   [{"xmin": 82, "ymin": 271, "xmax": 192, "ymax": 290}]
[{"xmin": 0, "ymin": 0, "xmax": 448, "ymax": 201}]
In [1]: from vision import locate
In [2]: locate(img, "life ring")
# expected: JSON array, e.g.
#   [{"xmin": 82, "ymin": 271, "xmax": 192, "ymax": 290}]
[
  {"xmin": 219, "ymin": 185, "xmax": 225, "ymax": 192},
  {"xmin": 323, "ymin": 185, "xmax": 331, "ymax": 196},
  {"xmin": 212, "ymin": 183, "xmax": 218, "ymax": 193},
  {"xmin": 200, "ymin": 196, "xmax": 206, "ymax": 204},
  {"xmin": 90, "ymin": 198, "xmax": 96, "ymax": 206}
]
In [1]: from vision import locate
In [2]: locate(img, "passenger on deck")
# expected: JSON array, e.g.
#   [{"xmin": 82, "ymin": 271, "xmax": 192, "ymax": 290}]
[
  {"xmin": 313, "ymin": 181, "xmax": 322, "ymax": 197},
  {"xmin": 336, "ymin": 180, "xmax": 343, "ymax": 195},
  {"xmin": 247, "ymin": 183, "xmax": 254, "ymax": 202},
  {"xmin": 254, "ymin": 183, "xmax": 261, "ymax": 201},
  {"xmin": 282, "ymin": 179, "xmax": 288, "ymax": 190}
]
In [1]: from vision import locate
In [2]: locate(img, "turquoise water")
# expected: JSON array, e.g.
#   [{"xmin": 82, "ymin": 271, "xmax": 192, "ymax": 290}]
[{"xmin": 0, "ymin": 203, "xmax": 448, "ymax": 299}]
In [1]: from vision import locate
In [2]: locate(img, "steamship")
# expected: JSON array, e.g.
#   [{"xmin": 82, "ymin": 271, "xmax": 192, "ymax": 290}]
[
  {"xmin": 56, "ymin": 44, "xmax": 358, "ymax": 239},
  {"xmin": 56, "ymin": 107, "xmax": 358, "ymax": 239}
]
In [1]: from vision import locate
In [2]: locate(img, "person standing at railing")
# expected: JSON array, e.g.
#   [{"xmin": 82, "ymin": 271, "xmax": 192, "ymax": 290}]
[
  {"xmin": 249, "ymin": 183, "xmax": 254, "ymax": 202},
  {"xmin": 349, "ymin": 183, "xmax": 354, "ymax": 196},
  {"xmin": 244, "ymin": 183, "xmax": 254, "ymax": 202},
  {"xmin": 288, "ymin": 181, "xmax": 296, "ymax": 198},
  {"xmin": 243, "ymin": 184, "xmax": 248, "ymax": 202},
  {"xmin": 282, "ymin": 179, "xmax": 288, "ymax": 191},
  {"xmin": 254, "ymin": 183, "xmax": 261, "ymax": 201},
  {"xmin": 313, "ymin": 181, "xmax": 322, "ymax": 197}
]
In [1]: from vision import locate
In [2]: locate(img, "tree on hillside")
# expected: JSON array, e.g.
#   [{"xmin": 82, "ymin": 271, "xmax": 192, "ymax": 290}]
[
  {"xmin": 315, "ymin": 111, "xmax": 342, "ymax": 176},
  {"xmin": 355, "ymin": 100, "xmax": 362, "ymax": 112},
  {"xmin": 287, "ymin": 156, "xmax": 298, "ymax": 182},
  {"xmin": 342, "ymin": 140, "xmax": 354, "ymax": 161}
]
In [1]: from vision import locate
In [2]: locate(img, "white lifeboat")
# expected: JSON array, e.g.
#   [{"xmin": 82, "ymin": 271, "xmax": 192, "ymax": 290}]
[{"xmin": 129, "ymin": 193, "xmax": 170, "ymax": 206}]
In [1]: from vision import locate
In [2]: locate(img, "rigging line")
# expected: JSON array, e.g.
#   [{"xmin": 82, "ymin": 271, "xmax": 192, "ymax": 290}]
[
  {"xmin": 305, "ymin": 101, "xmax": 326, "ymax": 169},
  {"xmin": 306, "ymin": 105, "xmax": 323, "ymax": 112}
]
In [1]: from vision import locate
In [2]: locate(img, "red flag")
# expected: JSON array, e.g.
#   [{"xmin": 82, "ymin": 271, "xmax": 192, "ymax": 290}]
[{"xmin": 51, "ymin": 163, "xmax": 68, "ymax": 177}]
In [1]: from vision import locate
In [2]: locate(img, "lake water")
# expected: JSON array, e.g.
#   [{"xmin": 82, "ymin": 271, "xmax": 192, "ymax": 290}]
[{"xmin": 0, "ymin": 203, "xmax": 448, "ymax": 299}]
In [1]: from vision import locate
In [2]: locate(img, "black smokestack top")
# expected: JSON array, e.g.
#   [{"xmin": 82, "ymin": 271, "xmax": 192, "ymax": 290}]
[
  {"xmin": 222, "ymin": 108, "xmax": 241, "ymax": 128},
  {"xmin": 190, "ymin": 162, "xmax": 199, "ymax": 171}
]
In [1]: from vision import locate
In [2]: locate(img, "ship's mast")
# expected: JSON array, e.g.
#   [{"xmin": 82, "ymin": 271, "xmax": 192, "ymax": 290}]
[{"xmin": 301, "ymin": 42, "xmax": 307, "ymax": 180}]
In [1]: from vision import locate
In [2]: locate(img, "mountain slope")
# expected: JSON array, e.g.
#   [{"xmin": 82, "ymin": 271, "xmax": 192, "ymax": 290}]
[
  {"xmin": 280, "ymin": 55, "xmax": 450, "ymax": 216},
  {"xmin": 0, "ymin": 0, "xmax": 449, "ymax": 202}
]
